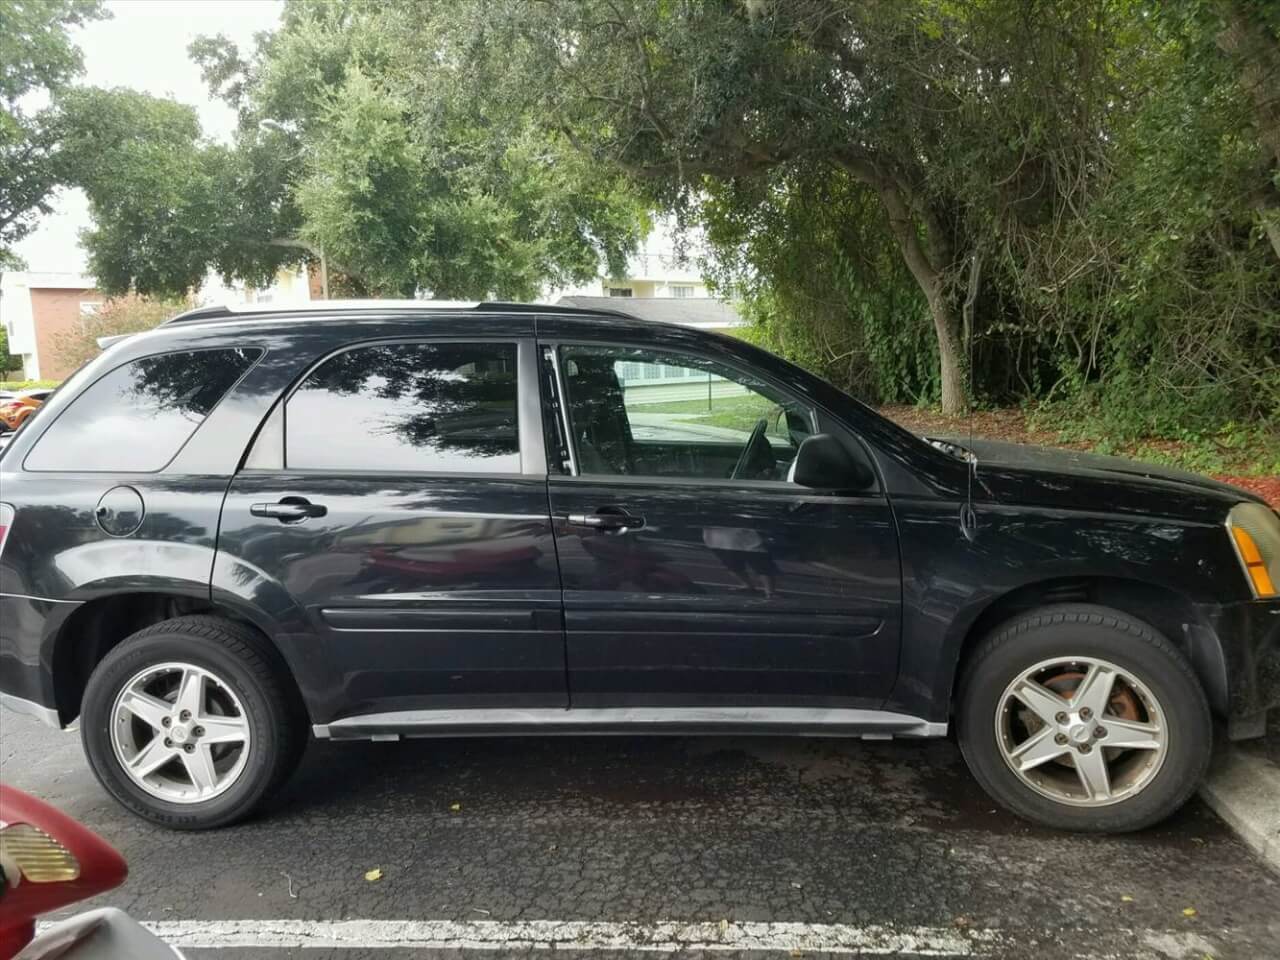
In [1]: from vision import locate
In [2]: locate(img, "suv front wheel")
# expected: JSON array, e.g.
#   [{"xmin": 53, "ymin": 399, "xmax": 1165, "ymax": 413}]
[
  {"xmin": 81, "ymin": 615, "xmax": 305, "ymax": 829},
  {"xmin": 957, "ymin": 604, "xmax": 1211, "ymax": 832}
]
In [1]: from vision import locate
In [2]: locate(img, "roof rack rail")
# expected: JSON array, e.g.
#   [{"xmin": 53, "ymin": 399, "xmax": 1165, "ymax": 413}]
[
  {"xmin": 164, "ymin": 304, "xmax": 234, "ymax": 324},
  {"xmin": 160, "ymin": 299, "xmax": 642, "ymax": 326}
]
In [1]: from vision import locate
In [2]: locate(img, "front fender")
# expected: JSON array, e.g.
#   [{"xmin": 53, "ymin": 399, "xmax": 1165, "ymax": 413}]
[{"xmin": 887, "ymin": 498, "xmax": 1243, "ymax": 721}]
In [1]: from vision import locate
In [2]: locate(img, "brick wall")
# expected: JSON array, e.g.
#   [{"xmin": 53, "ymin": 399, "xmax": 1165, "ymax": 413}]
[{"xmin": 30, "ymin": 287, "xmax": 103, "ymax": 381}]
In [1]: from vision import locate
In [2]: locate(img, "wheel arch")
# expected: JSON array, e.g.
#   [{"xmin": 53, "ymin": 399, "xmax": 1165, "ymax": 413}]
[
  {"xmin": 49, "ymin": 588, "xmax": 310, "ymax": 727},
  {"xmin": 945, "ymin": 576, "xmax": 1229, "ymax": 718}
]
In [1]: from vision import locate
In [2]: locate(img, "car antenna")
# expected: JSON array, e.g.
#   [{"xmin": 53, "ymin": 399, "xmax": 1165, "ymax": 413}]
[{"xmin": 961, "ymin": 254, "xmax": 980, "ymax": 542}]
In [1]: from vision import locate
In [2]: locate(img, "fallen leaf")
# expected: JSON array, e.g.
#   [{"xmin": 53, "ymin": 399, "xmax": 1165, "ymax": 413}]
[
  {"xmin": 1182, "ymin": 907, "xmax": 1198, "ymax": 918},
  {"xmin": 1120, "ymin": 895, "xmax": 1134, "ymax": 903},
  {"xmin": 450, "ymin": 802, "xmax": 462, "ymax": 812},
  {"xmin": 364, "ymin": 868, "xmax": 383, "ymax": 882}
]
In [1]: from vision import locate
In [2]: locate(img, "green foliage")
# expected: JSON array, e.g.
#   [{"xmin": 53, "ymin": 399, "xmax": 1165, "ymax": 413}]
[
  {"xmin": 1034, "ymin": 402, "xmax": 1280, "ymax": 478},
  {"xmin": 698, "ymin": 169, "xmax": 938, "ymax": 405},
  {"xmin": 58, "ymin": 0, "xmax": 647, "ymax": 299},
  {"xmin": 0, "ymin": 379, "xmax": 59, "ymax": 391},
  {"xmin": 34, "ymin": 0, "xmax": 1280, "ymax": 445},
  {"xmin": 0, "ymin": 324, "xmax": 19, "ymax": 374},
  {"xmin": 0, "ymin": 0, "xmax": 106, "ymax": 263},
  {"xmin": 462, "ymin": 0, "xmax": 1279, "ymax": 433}
]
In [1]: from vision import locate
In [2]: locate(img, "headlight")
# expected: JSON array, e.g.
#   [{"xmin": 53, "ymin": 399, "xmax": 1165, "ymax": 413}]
[{"xmin": 1227, "ymin": 503, "xmax": 1280, "ymax": 599}]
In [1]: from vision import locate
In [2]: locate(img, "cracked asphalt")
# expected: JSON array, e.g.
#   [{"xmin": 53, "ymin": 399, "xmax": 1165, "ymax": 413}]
[{"xmin": 3, "ymin": 710, "xmax": 1279, "ymax": 959}]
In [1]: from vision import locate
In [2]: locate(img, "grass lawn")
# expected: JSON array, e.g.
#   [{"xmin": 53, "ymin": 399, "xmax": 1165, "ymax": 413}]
[{"xmin": 636, "ymin": 393, "xmax": 780, "ymax": 434}]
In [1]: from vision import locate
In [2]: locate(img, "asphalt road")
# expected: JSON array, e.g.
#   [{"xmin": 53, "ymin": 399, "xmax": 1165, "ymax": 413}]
[{"xmin": 3, "ymin": 710, "xmax": 1279, "ymax": 959}]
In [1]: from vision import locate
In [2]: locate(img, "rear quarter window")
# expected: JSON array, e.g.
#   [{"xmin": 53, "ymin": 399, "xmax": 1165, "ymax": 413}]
[{"xmin": 23, "ymin": 348, "xmax": 262, "ymax": 472}]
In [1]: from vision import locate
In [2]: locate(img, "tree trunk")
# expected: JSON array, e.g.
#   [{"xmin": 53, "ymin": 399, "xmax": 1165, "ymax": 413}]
[
  {"xmin": 930, "ymin": 293, "xmax": 966, "ymax": 416},
  {"xmin": 873, "ymin": 178, "xmax": 968, "ymax": 414}
]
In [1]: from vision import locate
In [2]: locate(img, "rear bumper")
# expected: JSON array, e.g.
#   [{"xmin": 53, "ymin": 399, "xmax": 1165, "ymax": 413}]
[{"xmin": 0, "ymin": 593, "xmax": 78, "ymax": 728}]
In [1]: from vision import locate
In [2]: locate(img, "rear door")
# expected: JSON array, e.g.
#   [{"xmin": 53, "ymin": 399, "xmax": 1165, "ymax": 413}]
[
  {"xmin": 216, "ymin": 335, "xmax": 565, "ymax": 722},
  {"xmin": 541, "ymin": 336, "xmax": 902, "ymax": 710}
]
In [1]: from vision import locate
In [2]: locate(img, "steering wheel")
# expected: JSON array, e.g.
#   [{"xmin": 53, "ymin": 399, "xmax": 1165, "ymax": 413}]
[{"xmin": 729, "ymin": 418, "xmax": 772, "ymax": 480}]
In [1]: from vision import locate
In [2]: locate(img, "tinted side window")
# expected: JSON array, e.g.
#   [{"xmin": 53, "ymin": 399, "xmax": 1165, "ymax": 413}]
[
  {"xmin": 24, "ymin": 348, "xmax": 261, "ymax": 472},
  {"xmin": 559, "ymin": 344, "xmax": 813, "ymax": 481},
  {"xmin": 286, "ymin": 341, "xmax": 520, "ymax": 473}
]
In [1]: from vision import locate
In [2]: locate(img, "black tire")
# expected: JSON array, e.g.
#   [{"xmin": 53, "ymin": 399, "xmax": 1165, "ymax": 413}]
[
  {"xmin": 956, "ymin": 603, "xmax": 1211, "ymax": 833},
  {"xmin": 81, "ymin": 615, "xmax": 306, "ymax": 830}
]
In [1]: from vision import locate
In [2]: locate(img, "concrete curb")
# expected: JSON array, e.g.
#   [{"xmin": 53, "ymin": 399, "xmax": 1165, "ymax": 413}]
[{"xmin": 1199, "ymin": 742, "xmax": 1280, "ymax": 874}]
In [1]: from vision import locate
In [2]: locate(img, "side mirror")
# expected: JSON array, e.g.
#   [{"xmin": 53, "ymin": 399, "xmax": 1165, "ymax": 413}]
[{"xmin": 792, "ymin": 433, "xmax": 875, "ymax": 491}]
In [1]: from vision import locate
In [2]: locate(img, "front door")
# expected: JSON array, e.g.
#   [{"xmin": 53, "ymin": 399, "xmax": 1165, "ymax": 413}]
[
  {"xmin": 543, "ymin": 340, "xmax": 901, "ymax": 709},
  {"xmin": 216, "ymin": 337, "xmax": 565, "ymax": 723}
]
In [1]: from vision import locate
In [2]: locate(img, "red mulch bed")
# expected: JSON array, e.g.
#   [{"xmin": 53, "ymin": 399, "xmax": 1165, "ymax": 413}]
[{"xmin": 1216, "ymin": 475, "xmax": 1280, "ymax": 508}]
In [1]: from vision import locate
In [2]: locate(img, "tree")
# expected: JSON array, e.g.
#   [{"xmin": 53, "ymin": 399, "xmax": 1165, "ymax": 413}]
[
  {"xmin": 458, "ymin": 0, "xmax": 1133, "ymax": 413},
  {"xmin": 0, "ymin": 0, "xmax": 106, "ymax": 267},
  {"xmin": 0, "ymin": 321, "xmax": 21, "ymax": 375},
  {"xmin": 50, "ymin": 295, "xmax": 188, "ymax": 372},
  {"xmin": 1214, "ymin": 0, "xmax": 1280, "ymax": 263},
  {"xmin": 60, "ymin": 0, "xmax": 648, "ymax": 300},
  {"xmin": 461, "ymin": 0, "xmax": 1276, "ymax": 422},
  {"xmin": 54, "ymin": 86, "xmax": 301, "ymax": 296}
]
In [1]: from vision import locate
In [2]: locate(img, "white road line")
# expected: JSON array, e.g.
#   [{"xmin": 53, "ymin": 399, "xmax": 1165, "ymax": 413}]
[{"xmin": 125, "ymin": 919, "xmax": 1001, "ymax": 955}]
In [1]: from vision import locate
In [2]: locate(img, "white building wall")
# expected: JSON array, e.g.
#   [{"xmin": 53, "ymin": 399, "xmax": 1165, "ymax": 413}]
[{"xmin": 551, "ymin": 219, "xmax": 710, "ymax": 300}]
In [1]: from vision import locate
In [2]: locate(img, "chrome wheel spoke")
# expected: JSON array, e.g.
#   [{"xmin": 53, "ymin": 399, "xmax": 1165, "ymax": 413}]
[
  {"xmin": 199, "ymin": 714, "xmax": 248, "ymax": 745},
  {"xmin": 1070, "ymin": 662, "xmax": 1117, "ymax": 717},
  {"xmin": 995, "ymin": 654, "xmax": 1168, "ymax": 809},
  {"xmin": 118, "ymin": 689, "xmax": 171, "ymax": 731},
  {"xmin": 1010, "ymin": 678, "xmax": 1070, "ymax": 725},
  {"xmin": 1010, "ymin": 726, "xmax": 1070, "ymax": 771},
  {"xmin": 110, "ymin": 661, "xmax": 251, "ymax": 805},
  {"xmin": 1100, "ymin": 717, "xmax": 1162, "ymax": 751},
  {"xmin": 174, "ymin": 668, "xmax": 205, "ymax": 718},
  {"xmin": 1074, "ymin": 747, "xmax": 1113, "ymax": 802},
  {"xmin": 129, "ymin": 735, "xmax": 177, "ymax": 779},
  {"xmin": 181, "ymin": 743, "xmax": 219, "ymax": 793}
]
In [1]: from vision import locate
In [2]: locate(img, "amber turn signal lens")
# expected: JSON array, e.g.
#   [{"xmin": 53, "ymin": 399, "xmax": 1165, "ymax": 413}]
[{"xmin": 1231, "ymin": 526, "xmax": 1277, "ymax": 598}]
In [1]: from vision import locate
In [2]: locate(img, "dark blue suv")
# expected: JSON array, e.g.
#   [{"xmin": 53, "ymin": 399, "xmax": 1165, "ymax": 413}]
[{"xmin": 1, "ymin": 301, "xmax": 1276, "ymax": 831}]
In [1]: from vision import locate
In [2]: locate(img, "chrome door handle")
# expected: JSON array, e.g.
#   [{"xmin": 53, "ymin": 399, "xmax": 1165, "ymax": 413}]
[
  {"xmin": 250, "ymin": 498, "xmax": 327, "ymax": 523},
  {"xmin": 566, "ymin": 510, "xmax": 644, "ymax": 531}
]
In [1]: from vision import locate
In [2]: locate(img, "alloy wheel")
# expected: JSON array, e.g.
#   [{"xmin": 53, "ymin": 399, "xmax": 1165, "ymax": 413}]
[
  {"xmin": 109, "ymin": 661, "xmax": 251, "ymax": 804},
  {"xmin": 995, "ymin": 655, "xmax": 1167, "ymax": 807}
]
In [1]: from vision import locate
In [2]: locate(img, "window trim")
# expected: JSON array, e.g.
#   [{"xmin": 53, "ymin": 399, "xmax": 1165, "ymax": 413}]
[
  {"xmin": 252, "ymin": 336, "xmax": 543, "ymax": 479},
  {"xmin": 543, "ymin": 339, "xmax": 832, "ymax": 490},
  {"xmin": 22, "ymin": 346, "xmax": 264, "ymax": 475}
]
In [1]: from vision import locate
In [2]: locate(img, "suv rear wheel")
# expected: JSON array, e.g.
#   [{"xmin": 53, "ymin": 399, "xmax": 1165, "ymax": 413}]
[
  {"xmin": 957, "ymin": 603, "xmax": 1211, "ymax": 832},
  {"xmin": 81, "ymin": 615, "xmax": 304, "ymax": 830}
]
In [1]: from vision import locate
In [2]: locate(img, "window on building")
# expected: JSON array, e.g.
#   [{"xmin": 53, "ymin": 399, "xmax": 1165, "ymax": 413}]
[
  {"xmin": 25, "ymin": 348, "xmax": 261, "ymax": 472},
  {"xmin": 669, "ymin": 285, "xmax": 695, "ymax": 299},
  {"xmin": 285, "ymin": 341, "xmax": 520, "ymax": 473},
  {"xmin": 608, "ymin": 287, "xmax": 633, "ymax": 298}
]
